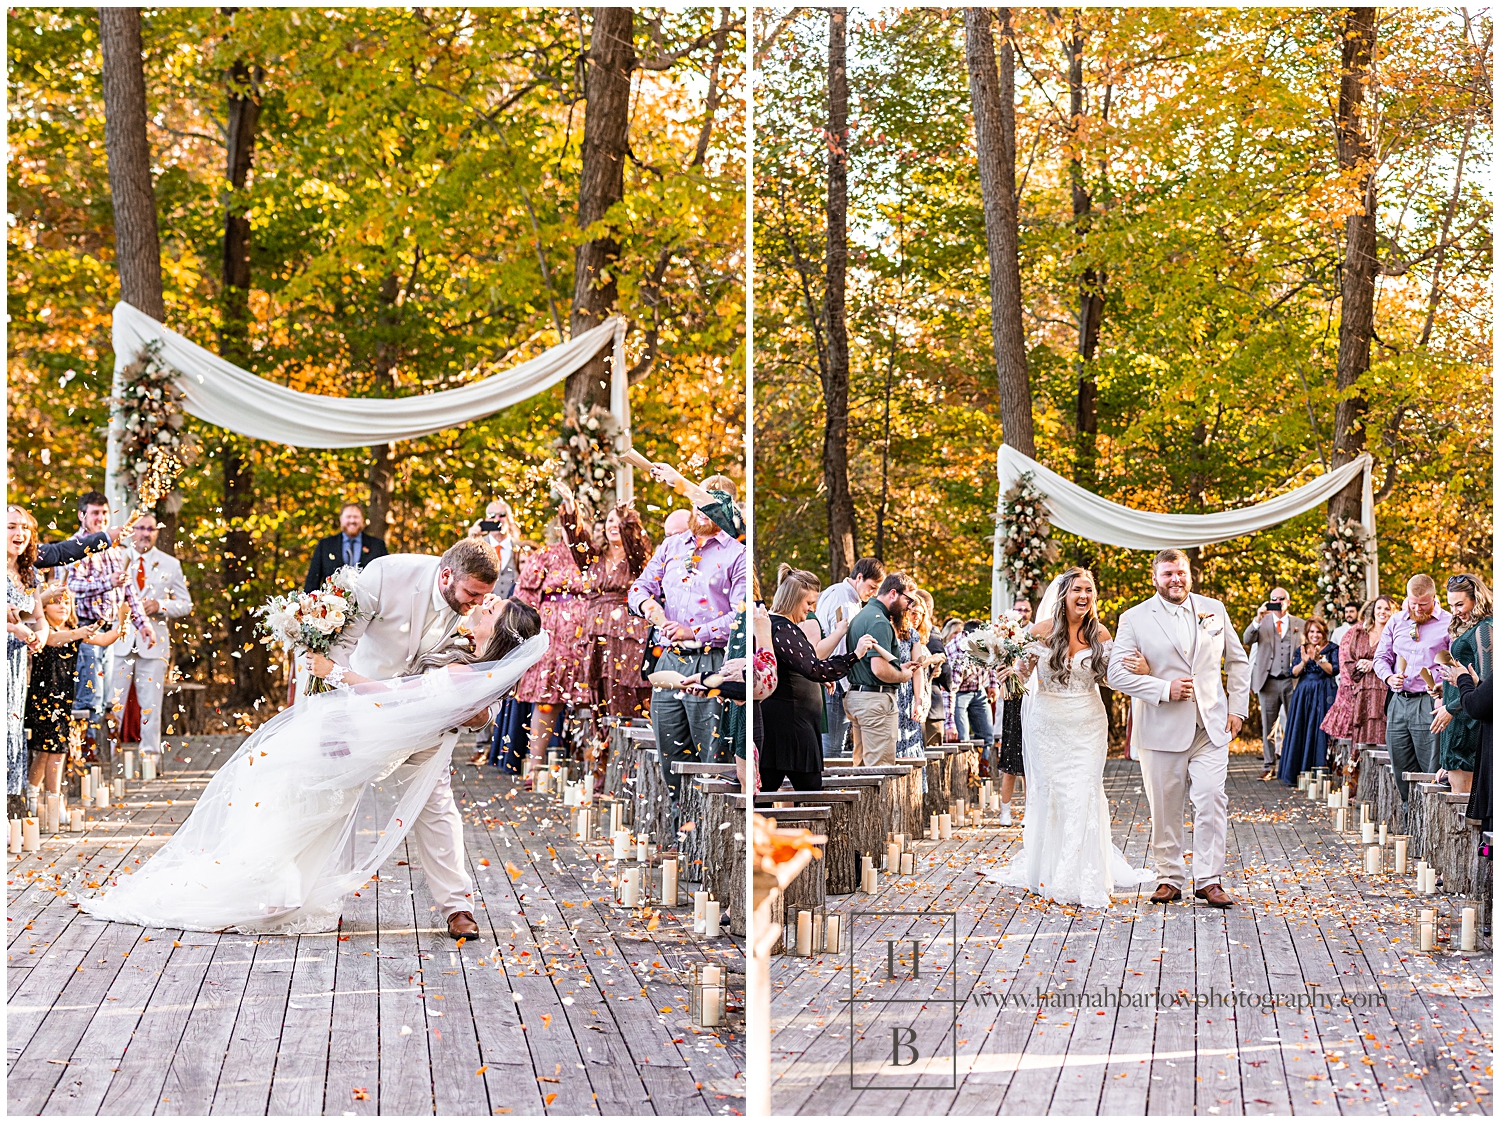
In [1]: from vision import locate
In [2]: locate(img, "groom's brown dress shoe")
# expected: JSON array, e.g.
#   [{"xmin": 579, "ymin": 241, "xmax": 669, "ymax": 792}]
[
  {"xmin": 1194, "ymin": 884, "xmax": 1234, "ymax": 908},
  {"xmin": 447, "ymin": 910, "xmax": 480, "ymax": 939},
  {"xmin": 1149, "ymin": 883, "xmax": 1182, "ymax": 904}
]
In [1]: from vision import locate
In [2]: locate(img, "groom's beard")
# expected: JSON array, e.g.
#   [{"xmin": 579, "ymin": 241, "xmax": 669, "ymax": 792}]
[
  {"xmin": 1155, "ymin": 582, "xmax": 1190, "ymax": 604},
  {"xmin": 441, "ymin": 582, "xmax": 471, "ymax": 616}
]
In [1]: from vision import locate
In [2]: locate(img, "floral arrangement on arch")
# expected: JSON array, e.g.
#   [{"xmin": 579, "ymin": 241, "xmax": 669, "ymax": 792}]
[
  {"xmin": 552, "ymin": 402, "xmax": 623, "ymax": 508},
  {"xmin": 996, "ymin": 471, "xmax": 1059, "ymax": 604},
  {"xmin": 1316, "ymin": 516, "xmax": 1372, "ymax": 619},
  {"xmin": 112, "ymin": 341, "xmax": 199, "ymax": 508}
]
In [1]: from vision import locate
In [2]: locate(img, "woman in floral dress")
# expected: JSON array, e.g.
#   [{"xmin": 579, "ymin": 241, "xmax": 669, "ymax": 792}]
[
  {"xmin": 514, "ymin": 502, "xmax": 594, "ymax": 777},
  {"xmin": 7, "ymin": 506, "xmax": 48, "ymax": 815},
  {"xmin": 566, "ymin": 505, "xmax": 652, "ymax": 719}
]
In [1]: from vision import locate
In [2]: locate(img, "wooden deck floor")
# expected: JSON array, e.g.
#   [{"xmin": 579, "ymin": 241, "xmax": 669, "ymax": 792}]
[
  {"xmin": 770, "ymin": 756, "xmax": 1492, "ymax": 1116},
  {"xmin": 8, "ymin": 736, "xmax": 744, "ymax": 1116}
]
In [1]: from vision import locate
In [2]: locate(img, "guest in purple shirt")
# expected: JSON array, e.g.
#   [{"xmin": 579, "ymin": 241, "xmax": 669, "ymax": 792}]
[
  {"xmin": 1373, "ymin": 573, "xmax": 1452, "ymax": 801},
  {"xmin": 629, "ymin": 505, "xmax": 747, "ymax": 789}
]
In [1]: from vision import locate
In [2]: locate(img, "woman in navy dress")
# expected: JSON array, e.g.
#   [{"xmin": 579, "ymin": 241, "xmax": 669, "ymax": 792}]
[{"xmin": 1278, "ymin": 617, "xmax": 1340, "ymax": 785}]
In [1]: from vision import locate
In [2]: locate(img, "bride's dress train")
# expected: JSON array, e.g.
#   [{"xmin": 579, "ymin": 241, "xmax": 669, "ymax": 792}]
[
  {"xmin": 984, "ymin": 641, "xmax": 1155, "ymax": 907},
  {"xmin": 79, "ymin": 634, "xmax": 547, "ymax": 934}
]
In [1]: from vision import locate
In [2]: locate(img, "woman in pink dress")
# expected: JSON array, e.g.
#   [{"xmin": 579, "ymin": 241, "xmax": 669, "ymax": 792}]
[
  {"xmin": 1321, "ymin": 594, "xmax": 1397, "ymax": 780},
  {"xmin": 515, "ymin": 504, "xmax": 594, "ymax": 774},
  {"xmin": 566, "ymin": 505, "xmax": 653, "ymax": 719}
]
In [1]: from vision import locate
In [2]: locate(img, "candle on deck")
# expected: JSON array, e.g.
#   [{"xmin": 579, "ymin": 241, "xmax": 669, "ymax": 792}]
[
  {"xmin": 693, "ymin": 891, "xmax": 709, "ymax": 932},
  {"xmin": 8, "ymin": 818, "xmax": 21, "ymax": 854},
  {"xmin": 1378, "ymin": 822, "xmax": 1388, "ymax": 846},
  {"xmin": 142, "ymin": 755, "xmax": 157, "ymax": 782},
  {"xmin": 1461, "ymin": 907, "xmax": 1477, "ymax": 951},
  {"xmin": 636, "ymin": 834, "xmax": 649, "ymax": 863},
  {"xmin": 939, "ymin": 813, "xmax": 952, "ymax": 840},
  {"xmin": 825, "ymin": 914, "xmax": 842, "ymax": 954},
  {"xmin": 44, "ymin": 793, "xmax": 60, "ymax": 835},
  {"xmin": 703, "ymin": 900, "xmax": 721, "ymax": 938},
  {"xmin": 662, "ymin": 859, "xmax": 679, "ymax": 907},
  {"xmin": 886, "ymin": 842, "xmax": 900, "ymax": 872},
  {"xmin": 1394, "ymin": 838, "xmax": 1408, "ymax": 875},
  {"xmin": 96, "ymin": 784, "xmax": 110, "ymax": 810},
  {"xmin": 796, "ymin": 910, "xmax": 813, "ymax": 955},
  {"xmin": 900, "ymin": 853, "xmax": 914, "ymax": 876},
  {"xmin": 929, "ymin": 813, "xmax": 939, "ymax": 840},
  {"xmin": 1418, "ymin": 909, "xmax": 1436, "ymax": 951},
  {"xmin": 69, "ymin": 808, "xmax": 84, "ymax": 833},
  {"xmin": 123, "ymin": 750, "xmax": 135, "ymax": 780},
  {"xmin": 81, "ymin": 774, "xmax": 93, "ymax": 801},
  {"xmin": 1361, "ymin": 821, "xmax": 1375, "ymax": 845},
  {"xmin": 22, "ymin": 817, "xmax": 39, "ymax": 852},
  {"xmin": 613, "ymin": 830, "xmax": 630, "ymax": 860},
  {"xmin": 622, "ymin": 866, "xmax": 641, "ymax": 907},
  {"xmin": 1364, "ymin": 846, "xmax": 1381, "ymax": 876}
]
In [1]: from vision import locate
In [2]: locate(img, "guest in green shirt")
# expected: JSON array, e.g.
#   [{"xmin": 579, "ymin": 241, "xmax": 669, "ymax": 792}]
[{"xmin": 843, "ymin": 573, "xmax": 919, "ymax": 766}]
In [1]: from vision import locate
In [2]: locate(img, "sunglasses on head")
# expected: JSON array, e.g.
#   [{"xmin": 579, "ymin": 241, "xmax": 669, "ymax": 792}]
[{"xmin": 1447, "ymin": 575, "xmax": 1477, "ymax": 592}]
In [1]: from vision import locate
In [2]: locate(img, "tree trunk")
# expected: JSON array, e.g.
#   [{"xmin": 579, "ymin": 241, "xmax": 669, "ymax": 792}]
[
  {"xmin": 965, "ymin": 8, "xmax": 1034, "ymax": 458},
  {"xmin": 822, "ymin": 7, "xmax": 858, "ymax": 581},
  {"xmin": 100, "ymin": 8, "xmax": 174, "ymax": 545},
  {"xmin": 100, "ymin": 9, "xmax": 164, "ymax": 323},
  {"xmin": 219, "ymin": 53, "xmax": 269, "ymax": 708},
  {"xmin": 1329, "ymin": 7, "xmax": 1377, "ymax": 523},
  {"xmin": 1064, "ymin": 13, "xmax": 1103, "ymax": 486},
  {"xmin": 367, "ymin": 271, "xmax": 401, "ymax": 543},
  {"xmin": 567, "ymin": 7, "xmax": 634, "ymax": 420}
]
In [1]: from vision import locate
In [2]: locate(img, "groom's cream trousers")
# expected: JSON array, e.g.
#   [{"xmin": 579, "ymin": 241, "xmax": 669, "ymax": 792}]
[
  {"xmin": 403, "ymin": 741, "xmax": 475, "ymax": 918},
  {"xmin": 1137, "ymin": 721, "xmax": 1229, "ymax": 891}
]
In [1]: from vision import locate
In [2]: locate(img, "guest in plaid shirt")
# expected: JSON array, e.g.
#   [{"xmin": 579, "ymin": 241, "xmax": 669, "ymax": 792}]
[
  {"xmin": 946, "ymin": 619, "xmax": 997, "ymax": 771},
  {"xmin": 61, "ymin": 491, "xmax": 153, "ymax": 748}
]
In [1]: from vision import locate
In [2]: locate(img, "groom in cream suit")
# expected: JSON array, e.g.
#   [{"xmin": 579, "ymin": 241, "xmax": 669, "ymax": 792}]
[
  {"xmin": 328, "ymin": 538, "xmax": 499, "ymax": 939},
  {"xmin": 1107, "ymin": 549, "xmax": 1250, "ymax": 907}
]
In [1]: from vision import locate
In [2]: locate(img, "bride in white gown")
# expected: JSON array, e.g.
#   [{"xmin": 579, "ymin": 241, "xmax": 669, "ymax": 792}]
[
  {"xmin": 985, "ymin": 567, "xmax": 1156, "ymax": 907},
  {"xmin": 79, "ymin": 597, "xmax": 547, "ymax": 935}
]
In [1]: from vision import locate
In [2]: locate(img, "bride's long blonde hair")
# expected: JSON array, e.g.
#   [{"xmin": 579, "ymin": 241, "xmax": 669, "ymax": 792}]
[{"xmin": 1044, "ymin": 567, "xmax": 1108, "ymax": 686}]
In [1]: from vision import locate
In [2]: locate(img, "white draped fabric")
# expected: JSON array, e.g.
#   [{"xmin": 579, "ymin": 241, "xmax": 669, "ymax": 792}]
[
  {"xmin": 991, "ymin": 444, "xmax": 1378, "ymax": 616},
  {"xmin": 106, "ymin": 301, "xmax": 631, "ymax": 514}
]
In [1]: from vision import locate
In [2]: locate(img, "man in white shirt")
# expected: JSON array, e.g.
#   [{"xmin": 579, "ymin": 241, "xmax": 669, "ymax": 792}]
[
  {"xmin": 1240, "ymin": 586, "xmax": 1306, "ymax": 781},
  {"xmin": 469, "ymin": 499, "xmax": 523, "ymax": 597},
  {"xmin": 1330, "ymin": 602, "xmax": 1360, "ymax": 645},
  {"xmin": 108, "ymin": 514, "xmax": 193, "ymax": 763},
  {"xmin": 814, "ymin": 557, "xmax": 887, "ymax": 757}
]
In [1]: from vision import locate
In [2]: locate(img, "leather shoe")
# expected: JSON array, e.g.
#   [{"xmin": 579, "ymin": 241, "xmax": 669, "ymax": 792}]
[
  {"xmin": 1149, "ymin": 883, "xmax": 1182, "ymax": 904},
  {"xmin": 1194, "ymin": 883, "xmax": 1234, "ymax": 908},
  {"xmin": 447, "ymin": 910, "xmax": 480, "ymax": 939}
]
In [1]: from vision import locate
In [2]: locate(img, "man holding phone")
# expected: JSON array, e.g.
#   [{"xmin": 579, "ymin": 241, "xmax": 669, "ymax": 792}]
[
  {"xmin": 469, "ymin": 499, "xmax": 522, "ymax": 597},
  {"xmin": 1240, "ymin": 586, "xmax": 1304, "ymax": 780}
]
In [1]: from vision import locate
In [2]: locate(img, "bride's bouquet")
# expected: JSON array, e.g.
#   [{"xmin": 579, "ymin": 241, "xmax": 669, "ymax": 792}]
[
  {"xmin": 256, "ymin": 567, "xmax": 365, "ymax": 694},
  {"xmin": 960, "ymin": 611, "xmax": 1032, "ymax": 698}
]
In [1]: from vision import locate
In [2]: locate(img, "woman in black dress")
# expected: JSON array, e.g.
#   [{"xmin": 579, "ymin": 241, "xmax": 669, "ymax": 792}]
[{"xmin": 761, "ymin": 566, "xmax": 874, "ymax": 792}]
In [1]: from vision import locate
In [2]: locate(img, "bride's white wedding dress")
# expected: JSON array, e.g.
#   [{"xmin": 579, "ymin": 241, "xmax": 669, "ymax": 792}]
[
  {"xmin": 985, "ymin": 640, "xmax": 1155, "ymax": 907},
  {"xmin": 79, "ymin": 634, "xmax": 547, "ymax": 935}
]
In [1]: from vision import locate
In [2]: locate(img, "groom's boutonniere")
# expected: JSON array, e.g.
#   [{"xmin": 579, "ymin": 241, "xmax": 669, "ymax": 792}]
[{"xmin": 1197, "ymin": 610, "xmax": 1223, "ymax": 636}]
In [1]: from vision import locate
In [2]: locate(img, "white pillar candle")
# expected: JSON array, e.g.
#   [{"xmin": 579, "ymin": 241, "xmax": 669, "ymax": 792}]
[
  {"xmin": 958, "ymin": 798, "xmax": 967, "ymax": 821},
  {"xmin": 69, "ymin": 808, "xmax": 84, "ymax": 833},
  {"xmin": 1395, "ymin": 838, "xmax": 1408, "ymax": 875},
  {"xmin": 613, "ymin": 830, "xmax": 630, "ymax": 860},
  {"xmin": 1379, "ymin": 822, "xmax": 1388, "ymax": 846},
  {"xmin": 703, "ymin": 964, "xmax": 722, "ymax": 986},
  {"xmin": 796, "ymin": 910, "xmax": 812, "ymax": 955},
  {"xmin": 96, "ymin": 784, "xmax": 110, "ymax": 810},
  {"xmin": 636, "ymin": 839, "xmax": 648, "ymax": 863},
  {"xmin": 1424, "ymin": 867, "xmax": 1438, "ymax": 896},
  {"xmin": 1419, "ymin": 920, "xmax": 1434, "ymax": 952},
  {"xmin": 22, "ymin": 817, "xmax": 39, "ymax": 852},
  {"xmin": 1461, "ymin": 907, "xmax": 1477, "ymax": 951},
  {"xmin": 8, "ymin": 818, "xmax": 21, "ymax": 855},
  {"xmin": 700, "ymin": 985, "xmax": 723, "ymax": 1026},
  {"xmin": 609, "ymin": 803, "xmax": 621, "ymax": 835},
  {"xmin": 900, "ymin": 853, "xmax": 913, "ymax": 876},
  {"xmin": 704, "ymin": 900, "xmax": 720, "ymax": 938},
  {"xmin": 123, "ymin": 750, "xmax": 135, "ymax": 780},
  {"xmin": 825, "ymin": 914, "xmax": 841, "ymax": 954},
  {"xmin": 1365, "ymin": 846, "xmax": 1381, "ymax": 876},
  {"xmin": 535, "ymin": 769, "xmax": 549, "ymax": 794},
  {"xmin": 662, "ymin": 859, "xmax": 679, "ymax": 907},
  {"xmin": 81, "ymin": 774, "xmax": 92, "ymax": 801},
  {"xmin": 90, "ymin": 764, "xmax": 102, "ymax": 789},
  {"xmin": 939, "ymin": 813, "xmax": 952, "ymax": 840},
  {"xmin": 1297, "ymin": 772, "xmax": 1308, "ymax": 791},
  {"xmin": 929, "ymin": 813, "xmax": 939, "ymax": 840},
  {"xmin": 693, "ymin": 890, "xmax": 709, "ymax": 932},
  {"xmin": 1333, "ymin": 807, "xmax": 1346, "ymax": 833},
  {"xmin": 886, "ymin": 842, "xmax": 900, "ymax": 872},
  {"xmin": 142, "ymin": 755, "xmax": 156, "ymax": 782},
  {"xmin": 45, "ymin": 793, "xmax": 61, "ymax": 835},
  {"xmin": 622, "ymin": 867, "xmax": 640, "ymax": 907},
  {"xmin": 1326, "ymin": 789, "xmax": 1338, "ymax": 809},
  {"xmin": 1362, "ymin": 821, "xmax": 1375, "ymax": 845}
]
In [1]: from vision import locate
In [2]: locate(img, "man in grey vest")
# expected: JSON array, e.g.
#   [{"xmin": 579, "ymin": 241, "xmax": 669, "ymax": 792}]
[{"xmin": 1241, "ymin": 587, "xmax": 1305, "ymax": 780}]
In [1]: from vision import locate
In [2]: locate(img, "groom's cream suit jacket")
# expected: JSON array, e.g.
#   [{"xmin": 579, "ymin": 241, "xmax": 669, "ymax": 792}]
[
  {"xmin": 327, "ymin": 554, "xmax": 456, "ymax": 679},
  {"xmin": 1107, "ymin": 594, "xmax": 1251, "ymax": 750}
]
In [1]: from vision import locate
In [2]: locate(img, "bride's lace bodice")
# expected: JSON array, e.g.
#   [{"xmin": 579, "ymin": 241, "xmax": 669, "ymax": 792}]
[{"xmin": 1027, "ymin": 639, "xmax": 1113, "ymax": 697}]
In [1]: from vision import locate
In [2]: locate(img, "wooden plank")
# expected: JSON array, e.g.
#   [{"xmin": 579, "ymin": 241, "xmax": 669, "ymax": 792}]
[
  {"xmin": 263, "ymin": 935, "xmax": 335, "ymax": 1116},
  {"xmin": 323, "ymin": 869, "xmax": 380, "ymax": 1116},
  {"xmin": 153, "ymin": 935, "xmax": 257, "ymax": 1115}
]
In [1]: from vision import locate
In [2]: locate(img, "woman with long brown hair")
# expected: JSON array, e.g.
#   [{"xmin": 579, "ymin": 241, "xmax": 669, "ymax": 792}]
[
  {"xmin": 575, "ymin": 504, "xmax": 653, "ymax": 719},
  {"xmin": 1435, "ymin": 574, "xmax": 1492, "ymax": 795},
  {"xmin": 1321, "ymin": 594, "xmax": 1397, "ymax": 777},
  {"xmin": 7, "ymin": 506, "xmax": 49, "ymax": 814}
]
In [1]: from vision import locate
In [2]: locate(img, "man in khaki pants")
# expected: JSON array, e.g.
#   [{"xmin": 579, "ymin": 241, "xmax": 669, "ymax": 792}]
[{"xmin": 843, "ymin": 573, "xmax": 919, "ymax": 766}]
